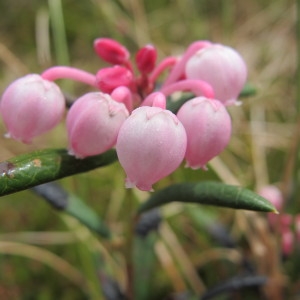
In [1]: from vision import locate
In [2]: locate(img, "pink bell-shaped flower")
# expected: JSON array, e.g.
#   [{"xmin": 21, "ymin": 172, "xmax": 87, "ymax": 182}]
[
  {"xmin": 67, "ymin": 92, "xmax": 129, "ymax": 158},
  {"xmin": 177, "ymin": 97, "xmax": 231, "ymax": 169},
  {"xmin": 0, "ymin": 74, "xmax": 65, "ymax": 143},
  {"xmin": 116, "ymin": 106, "xmax": 187, "ymax": 191},
  {"xmin": 185, "ymin": 44, "xmax": 247, "ymax": 105}
]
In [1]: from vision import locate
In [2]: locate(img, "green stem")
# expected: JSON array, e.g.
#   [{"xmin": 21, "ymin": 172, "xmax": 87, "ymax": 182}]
[{"xmin": 123, "ymin": 189, "xmax": 136, "ymax": 300}]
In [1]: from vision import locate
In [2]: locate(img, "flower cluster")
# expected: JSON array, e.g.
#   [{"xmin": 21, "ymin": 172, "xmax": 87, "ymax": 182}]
[{"xmin": 0, "ymin": 38, "xmax": 247, "ymax": 191}]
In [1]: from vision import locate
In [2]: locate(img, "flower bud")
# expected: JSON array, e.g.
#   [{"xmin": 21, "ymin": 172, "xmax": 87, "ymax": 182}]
[
  {"xmin": 281, "ymin": 229, "xmax": 294, "ymax": 256},
  {"xmin": 258, "ymin": 185, "xmax": 283, "ymax": 212},
  {"xmin": 177, "ymin": 97, "xmax": 231, "ymax": 169},
  {"xmin": 0, "ymin": 74, "xmax": 65, "ymax": 143},
  {"xmin": 135, "ymin": 45, "xmax": 157, "ymax": 74},
  {"xmin": 96, "ymin": 66, "xmax": 134, "ymax": 94},
  {"xmin": 116, "ymin": 106, "xmax": 187, "ymax": 191},
  {"xmin": 258, "ymin": 185, "xmax": 283, "ymax": 229},
  {"xmin": 67, "ymin": 92, "xmax": 129, "ymax": 158},
  {"xmin": 295, "ymin": 215, "xmax": 300, "ymax": 242},
  {"xmin": 185, "ymin": 44, "xmax": 247, "ymax": 105},
  {"xmin": 93, "ymin": 38, "xmax": 130, "ymax": 64}
]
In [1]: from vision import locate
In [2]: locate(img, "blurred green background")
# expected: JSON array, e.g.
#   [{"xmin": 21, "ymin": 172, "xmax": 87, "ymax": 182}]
[{"xmin": 0, "ymin": 0, "xmax": 296, "ymax": 299}]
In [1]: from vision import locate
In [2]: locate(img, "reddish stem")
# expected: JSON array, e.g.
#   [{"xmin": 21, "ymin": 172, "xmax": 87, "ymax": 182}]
[
  {"xmin": 111, "ymin": 86, "xmax": 133, "ymax": 112},
  {"xmin": 162, "ymin": 40, "xmax": 211, "ymax": 87},
  {"xmin": 141, "ymin": 92, "xmax": 166, "ymax": 109},
  {"xmin": 41, "ymin": 66, "xmax": 98, "ymax": 88},
  {"xmin": 160, "ymin": 79, "xmax": 215, "ymax": 99},
  {"xmin": 149, "ymin": 56, "xmax": 178, "ymax": 85}
]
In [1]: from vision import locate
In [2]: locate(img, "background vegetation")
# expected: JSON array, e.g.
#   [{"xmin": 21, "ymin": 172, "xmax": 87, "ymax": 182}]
[{"xmin": 0, "ymin": 0, "xmax": 296, "ymax": 299}]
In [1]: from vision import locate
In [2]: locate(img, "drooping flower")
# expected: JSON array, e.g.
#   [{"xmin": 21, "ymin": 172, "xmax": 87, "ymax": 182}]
[
  {"xmin": 0, "ymin": 74, "xmax": 65, "ymax": 143},
  {"xmin": 185, "ymin": 44, "xmax": 247, "ymax": 105},
  {"xmin": 67, "ymin": 92, "xmax": 129, "ymax": 158},
  {"xmin": 177, "ymin": 97, "xmax": 232, "ymax": 169},
  {"xmin": 116, "ymin": 106, "xmax": 187, "ymax": 191}
]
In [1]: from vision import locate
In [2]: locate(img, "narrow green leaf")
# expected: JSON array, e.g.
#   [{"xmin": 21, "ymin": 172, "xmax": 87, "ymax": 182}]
[
  {"xmin": 134, "ymin": 234, "xmax": 157, "ymax": 300},
  {"xmin": 32, "ymin": 183, "xmax": 111, "ymax": 238},
  {"xmin": 138, "ymin": 181, "xmax": 278, "ymax": 214},
  {"xmin": 0, "ymin": 148, "xmax": 117, "ymax": 197},
  {"xmin": 66, "ymin": 194, "xmax": 111, "ymax": 238}
]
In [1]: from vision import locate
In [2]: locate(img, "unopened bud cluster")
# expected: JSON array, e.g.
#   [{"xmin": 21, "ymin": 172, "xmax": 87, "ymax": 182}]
[{"xmin": 0, "ymin": 37, "xmax": 247, "ymax": 191}]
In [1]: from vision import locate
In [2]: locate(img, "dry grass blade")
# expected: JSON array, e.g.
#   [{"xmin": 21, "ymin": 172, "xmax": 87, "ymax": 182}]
[
  {"xmin": 0, "ymin": 42, "xmax": 28, "ymax": 76},
  {"xmin": 209, "ymin": 156, "xmax": 241, "ymax": 186},
  {"xmin": 35, "ymin": 8, "xmax": 51, "ymax": 66},
  {"xmin": 159, "ymin": 222, "xmax": 206, "ymax": 295},
  {"xmin": 0, "ymin": 241, "xmax": 88, "ymax": 289},
  {"xmin": 61, "ymin": 215, "xmax": 126, "ymax": 289},
  {"xmin": 125, "ymin": 0, "xmax": 150, "ymax": 46},
  {"xmin": 155, "ymin": 240, "xmax": 186, "ymax": 293},
  {"xmin": 250, "ymin": 105, "xmax": 269, "ymax": 189},
  {"xmin": 0, "ymin": 231, "xmax": 76, "ymax": 245},
  {"xmin": 194, "ymin": 248, "xmax": 243, "ymax": 268},
  {"xmin": 243, "ymin": 212, "xmax": 286, "ymax": 300}
]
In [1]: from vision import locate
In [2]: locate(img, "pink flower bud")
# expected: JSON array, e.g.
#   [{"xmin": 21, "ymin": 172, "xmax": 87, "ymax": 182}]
[
  {"xmin": 185, "ymin": 44, "xmax": 247, "ymax": 105},
  {"xmin": 111, "ymin": 86, "xmax": 133, "ymax": 112},
  {"xmin": 135, "ymin": 45, "xmax": 157, "ymax": 74},
  {"xmin": 67, "ymin": 92, "xmax": 129, "ymax": 158},
  {"xmin": 93, "ymin": 38, "xmax": 130, "ymax": 64},
  {"xmin": 96, "ymin": 66, "xmax": 134, "ymax": 94},
  {"xmin": 258, "ymin": 185, "xmax": 283, "ymax": 212},
  {"xmin": 279, "ymin": 214, "xmax": 293, "ymax": 229},
  {"xmin": 281, "ymin": 229, "xmax": 294, "ymax": 256},
  {"xmin": 295, "ymin": 215, "xmax": 300, "ymax": 242},
  {"xmin": 258, "ymin": 186, "xmax": 283, "ymax": 229},
  {"xmin": 177, "ymin": 97, "xmax": 231, "ymax": 169},
  {"xmin": 116, "ymin": 106, "xmax": 187, "ymax": 191},
  {"xmin": 0, "ymin": 74, "xmax": 65, "ymax": 143}
]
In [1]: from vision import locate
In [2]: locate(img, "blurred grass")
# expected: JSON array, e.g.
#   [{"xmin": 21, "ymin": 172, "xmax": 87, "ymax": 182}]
[{"xmin": 0, "ymin": 0, "xmax": 296, "ymax": 299}]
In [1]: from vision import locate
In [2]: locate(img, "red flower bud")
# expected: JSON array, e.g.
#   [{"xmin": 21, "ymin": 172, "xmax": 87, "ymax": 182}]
[
  {"xmin": 94, "ymin": 38, "xmax": 130, "ymax": 65},
  {"xmin": 96, "ymin": 66, "xmax": 134, "ymax": 94},
  {"xmin": 135, "ymin": 45, "xmax": 157, "ymax": 74}
]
